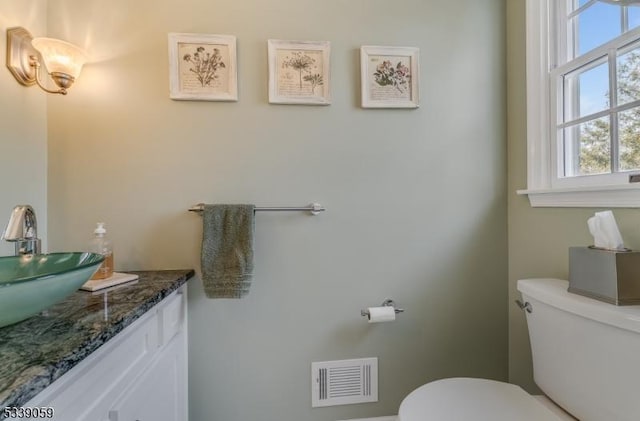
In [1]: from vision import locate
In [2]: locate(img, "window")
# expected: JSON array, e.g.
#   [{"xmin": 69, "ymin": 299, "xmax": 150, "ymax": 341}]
[{"xmin": 521, "ymin": 0, "xmax": 640, "ymax": 207}]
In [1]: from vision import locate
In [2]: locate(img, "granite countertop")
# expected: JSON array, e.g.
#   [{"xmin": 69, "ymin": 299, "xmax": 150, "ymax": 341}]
[{"xmin": 0, "ymin": 269, "xmax": 194, "ymax": 410}]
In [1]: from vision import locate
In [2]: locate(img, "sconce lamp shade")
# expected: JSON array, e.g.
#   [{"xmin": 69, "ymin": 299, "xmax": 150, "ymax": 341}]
[{"xmin": 31, "ymin": 37, "xmax": 87, "ymax": 80}]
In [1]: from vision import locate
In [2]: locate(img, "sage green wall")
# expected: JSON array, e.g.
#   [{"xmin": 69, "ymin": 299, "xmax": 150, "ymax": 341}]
[
  {"xmin": 0, "ymin": 1, "xmax": 47, "ymax": 256},
  {"xmin": 45, "ymin": 0, "xmax": 507, "ymax": 420},
  {"xmin": 507, "ymin": 0, "xmax": 640, "ymax": 392}
]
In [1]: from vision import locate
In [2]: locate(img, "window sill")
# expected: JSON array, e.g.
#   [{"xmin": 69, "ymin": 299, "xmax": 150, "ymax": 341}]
[{"xmin": 517, "ymin": 184, "xmax": 640, "ymax": 208}]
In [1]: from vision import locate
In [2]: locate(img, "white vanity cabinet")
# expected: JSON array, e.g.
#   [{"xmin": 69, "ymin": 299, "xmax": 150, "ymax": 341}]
[{"xmin": 20, "ymin": 287, "xmax": 188, "ymax": 421}]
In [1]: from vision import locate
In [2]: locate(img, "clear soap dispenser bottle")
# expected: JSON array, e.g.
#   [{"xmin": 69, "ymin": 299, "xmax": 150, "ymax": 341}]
[{"xmin": 90, "ymin": 222, "xmax": 114, "ymax": 280}]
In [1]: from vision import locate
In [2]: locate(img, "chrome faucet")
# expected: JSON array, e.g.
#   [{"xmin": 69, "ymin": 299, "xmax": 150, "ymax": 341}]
[{"xmin": 2, "ymin": 205, "xmax": 41, "ymax": 255}]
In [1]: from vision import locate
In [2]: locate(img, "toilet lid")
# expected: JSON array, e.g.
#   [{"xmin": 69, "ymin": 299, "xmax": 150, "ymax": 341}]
[{"xmin": 398, "ymin": 378, "xmax": 566, "ymax": 421}]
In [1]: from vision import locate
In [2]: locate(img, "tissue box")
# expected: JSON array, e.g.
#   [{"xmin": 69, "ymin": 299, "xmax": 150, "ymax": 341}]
[{"xmin": 569, "ymin": 246, "xmax": 640, "ymax": 305}]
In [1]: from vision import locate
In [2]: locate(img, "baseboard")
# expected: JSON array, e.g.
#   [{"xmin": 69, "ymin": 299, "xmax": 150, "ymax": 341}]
[{"xmin": 337, "ymin": 417, "xmax": 398, "ymax": 421}]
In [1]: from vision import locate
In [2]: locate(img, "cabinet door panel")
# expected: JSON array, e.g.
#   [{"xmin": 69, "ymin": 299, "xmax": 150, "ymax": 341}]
[
  {"xmin": 159, "ymin": 291, "xmax": 184, "ymax": 346},
  {"xmin": 108, "ymin": 332, "xmax": 185, "ymax": 421}
]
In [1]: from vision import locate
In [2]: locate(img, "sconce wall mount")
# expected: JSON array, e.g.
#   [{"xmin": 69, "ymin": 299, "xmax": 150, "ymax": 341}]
[
  {"xmin": 6, "ymin": 27, "xmax": 37, "ymax": 87},
  {"xmin": 6, "ymin": 27, "xmax": 87, "ymax": 95}
]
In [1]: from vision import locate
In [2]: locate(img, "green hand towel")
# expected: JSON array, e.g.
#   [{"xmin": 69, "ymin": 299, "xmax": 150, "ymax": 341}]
[{"xmin": 201, "ymin": 204, "xmax": 255, "ymax": 298}]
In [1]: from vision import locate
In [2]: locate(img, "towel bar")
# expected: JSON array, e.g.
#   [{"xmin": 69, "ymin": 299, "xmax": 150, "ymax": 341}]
[{"xmin": 189, "ymin": 203, "xmax": 325, "ymax": 215}]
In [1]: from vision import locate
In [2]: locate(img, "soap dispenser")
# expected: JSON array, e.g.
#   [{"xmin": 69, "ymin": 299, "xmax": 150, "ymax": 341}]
[{"xmin": 89, "ymin": 222, "xmax": 114, "ymax": 280}]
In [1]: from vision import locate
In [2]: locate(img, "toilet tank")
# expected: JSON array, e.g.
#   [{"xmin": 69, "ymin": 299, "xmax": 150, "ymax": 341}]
[{"xmin": 518, "ymin": 278, "xmax": 640, "ymax": 421}]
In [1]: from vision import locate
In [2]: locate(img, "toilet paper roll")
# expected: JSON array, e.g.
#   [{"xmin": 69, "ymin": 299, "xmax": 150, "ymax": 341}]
[{"xmin": 367, "ymin": 306, "xmax": 396, "ymax": 323}]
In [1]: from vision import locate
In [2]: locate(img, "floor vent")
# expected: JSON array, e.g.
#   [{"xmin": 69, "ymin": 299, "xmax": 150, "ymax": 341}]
[{"xmin": 311, "ymin": 358, "xmax": 378, "ymax": 407}]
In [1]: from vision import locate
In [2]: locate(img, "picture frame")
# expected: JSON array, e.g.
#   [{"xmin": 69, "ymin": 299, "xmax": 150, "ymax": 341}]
[
  {"xmin": 168, "ymin": 33, "xmax": 238, "ymax": 101},
  {"xmin": 267, "ymin": 39, "xmax": 331, "ymax": 105},
  {"xmin": 360, "ymin": 45, "xmax": 420, "ymax": 109}
]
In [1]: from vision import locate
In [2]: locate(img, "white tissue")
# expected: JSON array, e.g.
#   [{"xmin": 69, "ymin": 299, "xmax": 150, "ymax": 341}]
[
  {"xmin": 367, "ymin": 306, "xmax": 396, "ymax": 323},
  {"xmin": 587, "ymin": 210, "xmax": 624, "ymax": 250}
]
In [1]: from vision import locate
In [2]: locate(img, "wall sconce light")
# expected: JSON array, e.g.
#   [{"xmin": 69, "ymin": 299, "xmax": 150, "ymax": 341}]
[{"xmin": 6, "ymin": 27, "xmax": 87, "ymax": 95}]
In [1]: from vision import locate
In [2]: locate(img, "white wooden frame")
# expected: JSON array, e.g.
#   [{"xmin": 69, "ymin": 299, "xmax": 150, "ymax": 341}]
[
  {"xmin": 267, "ymin": 39, "xmax": 331, "ymax": 105},
  {"xmin": 518, "ymin": 0, "xmax": 640, "ymax": 207},
  {"xmin": 169, "ymin": 33, "xmax": 238, "ymax": 101},
  {"xmin": 360, "ymin": 45, "xmax": 419, "ymax": 109}
]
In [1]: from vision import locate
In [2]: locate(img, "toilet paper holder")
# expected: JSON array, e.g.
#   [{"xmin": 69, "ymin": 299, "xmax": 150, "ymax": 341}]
[{"xmin": 360, "ymin": 299, "xmax": 404, "ymax": 317}]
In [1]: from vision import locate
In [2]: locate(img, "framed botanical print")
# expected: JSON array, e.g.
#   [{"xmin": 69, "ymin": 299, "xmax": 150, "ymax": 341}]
[
  {"xmin": 169, "ymin": 33, "xmax": 238, "ymax": 101},
  {"xmin": 360, "ymin": 45, "xmax": 419, "ymax": 108},
  {"xmin": 268, "ymin": 39, "xmax": 331, "ymax": 105}
]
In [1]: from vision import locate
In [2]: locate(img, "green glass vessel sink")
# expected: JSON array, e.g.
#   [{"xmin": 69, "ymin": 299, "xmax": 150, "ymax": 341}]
[{"xmin": 0, "ymin": 252, "xmax": 104, "ymax": 328}]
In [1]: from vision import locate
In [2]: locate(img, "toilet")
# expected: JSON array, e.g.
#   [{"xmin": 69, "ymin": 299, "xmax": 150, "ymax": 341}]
[{"xmin": 399, "ymin": 278, "xmax": 640, "ymax": 421}]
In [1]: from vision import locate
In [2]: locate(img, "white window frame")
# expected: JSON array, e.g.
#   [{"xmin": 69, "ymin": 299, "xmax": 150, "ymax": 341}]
[{"xmin": 518, "ymin": 0, "xmax": 640, "ymax": 207}]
